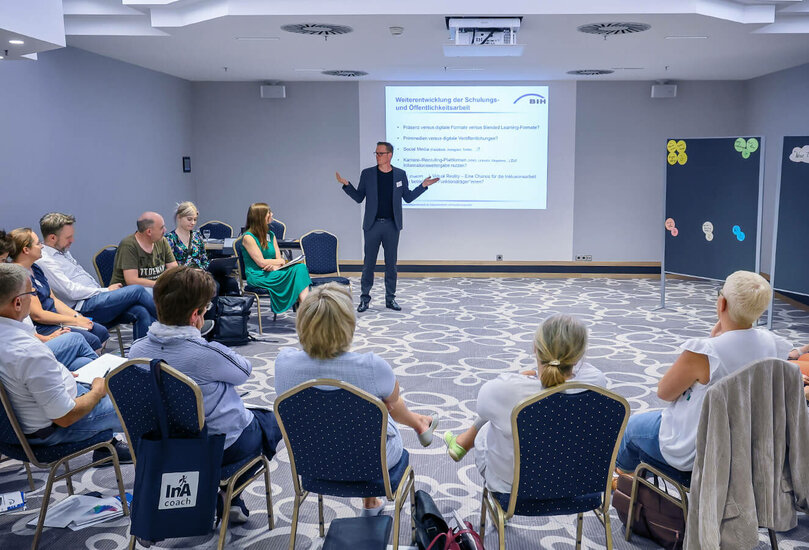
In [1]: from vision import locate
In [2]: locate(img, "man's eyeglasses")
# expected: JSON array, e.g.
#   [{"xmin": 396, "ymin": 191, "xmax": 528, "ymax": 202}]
[
  {"xmin": 14, "ymin": 290, "xmax": 37, "ymax": 299},
  {"xmin": 374, "ymin": 151, "xmax": 391, "ymax": 156}
]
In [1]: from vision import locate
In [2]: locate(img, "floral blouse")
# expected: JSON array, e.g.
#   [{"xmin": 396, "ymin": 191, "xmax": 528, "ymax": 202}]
[{"xmin": 166, "ymin": 230, "xmax": 210, "ymax": 270}]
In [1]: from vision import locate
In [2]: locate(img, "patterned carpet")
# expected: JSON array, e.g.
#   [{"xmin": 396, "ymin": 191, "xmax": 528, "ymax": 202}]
[{"xmin": 1, "ymin": 277, "xmax": 808, "ymax": 549}]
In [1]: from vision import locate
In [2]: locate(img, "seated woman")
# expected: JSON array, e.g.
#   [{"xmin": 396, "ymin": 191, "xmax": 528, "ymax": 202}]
[
  {"xmin": 240, "ymin": 202, "xmax": 311, "ymax": 312},
  {"xmin": 274, "ymin": 283, "xmax": 438, "ymax": 516},
  {"xmin": 129, "ymin": 266, "xmax": 282, "ymax": 524},
  {"xmin": 443, "ymin": 314, "xmax": 606, "ymax": 494},
  {"xmin": 10, "ymin": 228, "xmax": 108, "ymax": 352},
  {"xmin": 616, "ymin": 271, "xmax": 792, "ymax": 477}
]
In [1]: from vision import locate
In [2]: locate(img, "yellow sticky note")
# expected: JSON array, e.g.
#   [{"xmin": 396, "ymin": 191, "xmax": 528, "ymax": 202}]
[
  {"xmin": 667, "ymin": 140, "xmax": 677, "ymax": 153},
  {"xmin": 668, "ymin": 152, "xmax": 678, "ymax": 165},
  {"xmin": 677, "ymin": 152, "xmax": 688, "ymax": 165},
  {"xmin": 676, "ymin": 140, "xmax": 687, "ymax": 153}
]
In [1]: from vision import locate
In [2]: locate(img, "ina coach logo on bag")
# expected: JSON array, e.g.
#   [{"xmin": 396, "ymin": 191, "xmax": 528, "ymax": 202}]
[{"xmin": 158, "ymin": 472, "xmax": 199, "ymax": 510}]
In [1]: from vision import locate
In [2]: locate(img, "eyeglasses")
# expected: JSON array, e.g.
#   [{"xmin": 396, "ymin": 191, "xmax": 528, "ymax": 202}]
[
  {"xmin": 374, "ymin": 151, "xmax": 391, "ymax": 156},
  {"xmin": 14, "ymin": 290, "xmax": 37, "ymax": 299}
]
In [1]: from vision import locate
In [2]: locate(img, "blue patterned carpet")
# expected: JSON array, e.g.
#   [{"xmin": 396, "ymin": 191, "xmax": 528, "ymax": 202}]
[{"xmin": 1, "ymin": 277, "xmax": 808, "ymax": 549}]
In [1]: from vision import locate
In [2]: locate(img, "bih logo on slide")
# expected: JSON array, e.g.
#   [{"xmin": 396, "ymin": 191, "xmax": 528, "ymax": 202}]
[
  {"xmin": 666, "ymin": 140, "xmax": 687, "ymax": 166},
  {"xmin": 158, "ymin": 471, "xmax": 199, "ymax": 510}
]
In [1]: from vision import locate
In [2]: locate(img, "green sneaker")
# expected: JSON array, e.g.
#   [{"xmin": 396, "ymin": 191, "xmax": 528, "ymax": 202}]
[{"xmin": 443, "ymin": 431, "xmax": 468, "ymax": 462}]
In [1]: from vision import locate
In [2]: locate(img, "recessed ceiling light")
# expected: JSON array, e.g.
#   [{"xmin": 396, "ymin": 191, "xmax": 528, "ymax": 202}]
[
  {"xmin": 235, "ymin": 37, "xmax": 279, "ymax": 41},
  {"xmin": 665, "ymin": 36, "xmax": 708, "ymax": 40},
  {"xmin": 9, "ymin": 39, "xmax": 24, "ymax": 45}
]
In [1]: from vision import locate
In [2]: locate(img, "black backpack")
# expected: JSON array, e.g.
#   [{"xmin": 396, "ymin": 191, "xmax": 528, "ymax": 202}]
[{"xmin": 212, "ymin": 296, "xmax": 255, "ymax": 346}]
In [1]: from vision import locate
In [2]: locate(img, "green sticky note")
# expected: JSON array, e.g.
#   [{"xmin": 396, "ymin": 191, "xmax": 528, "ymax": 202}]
[
  {"xmin": 746, "ymin": 138, "xmax": 759, "ymax": 153},
  {"xmin": 734, "ymin": 138, "xmax": 746, "ymax": 152},
  {"xmin": 742, "ymin": 150, "xmax": 750, "ymax": 159}
]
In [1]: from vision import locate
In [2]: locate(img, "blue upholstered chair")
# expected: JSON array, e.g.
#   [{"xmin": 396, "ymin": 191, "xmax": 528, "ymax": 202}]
[
  {"xmin": 480, "ymin": 383, "xmax": 630, "ymax": 550},
  {"xmin": 274, "ymin": 379, "xmax": 416, "ymax": 550},
  {"xmin": 92, "ymin": 244, "xmax": 126, "ymax": 356},
  {"xmin": 268, "ymin": 219, "xmax": 287, "ymax": 240},
  {"xmin": 0, "ymin": 381, "xmax": 128, "ymax": 550},
  {"xmin": 198, "ymin": 220, "xmax": 234, "ymax": 240},
  {"xmin": 299, "ymin": 230, "xmax": 350, "ymax": 287},
  {"xmin": 233, "ymin": 236, "xmax": 277, "ymax": 332},
  {"xmin": 106, "ymin": 359, "xmax": 272, "ymax": 550}
]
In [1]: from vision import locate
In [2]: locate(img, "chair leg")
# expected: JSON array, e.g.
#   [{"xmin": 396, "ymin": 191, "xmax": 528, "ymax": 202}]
[
  {"xmin": 410, "ymin": 478, "xmax": 417, "ymax": 544},
  {"xmin": 479, "ymin": 488, "xmax": 488, "ymax": 545},
  {"xmin": 289, "ymin": 494, "xmax": 302, "ymax": 550},
  {"xmin": 63, "ymin": 460, "xmax": 74, "ymax": 496},
  {"xmin": 576, "ymin": 513, "xmax": 584, "ymax": 550},
  {"xmin": 392, "ymin": 493, "xmax": 402, "ymax": 550},
  {"xmin": 318, "ymin": 494, "xmax": 325, "ymax": 537},
  {"xmin": 768, "ymin": 528, "xmax": 778, "ymax": 549},
  {"xmin": 255, "ymin": 298, "xmax": 263, "ymax": 334},
  {"xmin": 32, "ymin": 465, "xmax": 59, "ymax": 550},
  {"xmin": 24, "ymin": 462, "xmax": 35, "ymax": 491},
  {"xmin": 116, "ymin": 327, "xmax": 125, "ymax": 357},
  {"xmin": 128, "ymin": 535, "xmax": 136, "ymax": 550},
  {"xmin": 263, "ymin": 462, "xmax": 274, "ymax": 530},
  {"xmin": 110, "ymin": 445, "xmax": 129, "ymax": 516},
  {"xmin": 603, "ymin": 508, "xmax": 613, "ymax": 550},
  {"xmin": 217, "ymin": 481, "xmax": 234, "ymax": 550}
]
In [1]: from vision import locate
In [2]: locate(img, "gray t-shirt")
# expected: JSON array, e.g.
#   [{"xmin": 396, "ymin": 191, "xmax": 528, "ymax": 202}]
[{"xmin": 274, "ymin": 348, "xmax": 403, "ymax": 465}]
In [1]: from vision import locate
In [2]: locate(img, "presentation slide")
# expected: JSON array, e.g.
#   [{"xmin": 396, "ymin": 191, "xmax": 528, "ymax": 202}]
[{"xmin": 385, "ymin": 86, "xmax": 549, "ymax": 209}]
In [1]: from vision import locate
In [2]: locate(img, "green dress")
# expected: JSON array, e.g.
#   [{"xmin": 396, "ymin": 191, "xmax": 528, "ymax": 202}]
[{"xmin": 241, "ymin": 231, "xmax": 312, "ymax": 313}]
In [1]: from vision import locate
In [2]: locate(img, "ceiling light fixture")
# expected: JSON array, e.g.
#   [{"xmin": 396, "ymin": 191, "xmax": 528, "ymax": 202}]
[
  {"xmin": 322, "ymin": 70, "xmax": 367, "ymax": 77},
  {"xmin": 9, "ymin": 39, "xmax": 24, "ymax": 45},
  {"xmin": 281, "ymin": 24, "xmax": 353, "ymax": 37},
  {"xmin": 567, "ymin": 69, "xmax": 614, "ymax": 76},
  {"xmin": 389, "ymin": 26, "xmax": 404, "ymax": 36},
  {"xmin": 577, "ymin": 22, "xmax": 651, "ymax": 37}
]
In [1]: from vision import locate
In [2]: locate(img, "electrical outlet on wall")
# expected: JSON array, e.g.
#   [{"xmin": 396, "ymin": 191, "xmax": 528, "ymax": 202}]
[
  {"xmin": 496, "ymin": 254, "xmax": 504, "ymax": 261},
  {"xmin": 575, "ymin": 255, "xmax": 593, "ymax": 261}
]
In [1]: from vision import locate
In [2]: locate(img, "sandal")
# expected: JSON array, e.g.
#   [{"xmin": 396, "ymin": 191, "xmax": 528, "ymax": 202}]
[
  {"xmin": 443, "ymin": 431, "xmax": 468, "ymax": 462},
  {"xmin": 417, "ymin": 417, "xmax": 438, "ymax": 447}
]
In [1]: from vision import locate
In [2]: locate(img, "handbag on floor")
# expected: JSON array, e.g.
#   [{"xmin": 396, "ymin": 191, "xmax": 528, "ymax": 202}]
[
  {"xmin": 414, "ymin": 490, "xmax": 485, "ymax": 550},
  {"xmin": 612, "ymin": 472, "xmax": 685, "ymax": 550},
  {"xmin": 129, "ymin": 359, "xmax": 226, "ymax": 542}
]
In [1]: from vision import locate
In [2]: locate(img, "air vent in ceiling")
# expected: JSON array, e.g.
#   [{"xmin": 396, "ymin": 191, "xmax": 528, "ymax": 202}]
[
  {"xmin": 567, "ymin": 69, "xmax": 614, "ymax": 76},
  {"xmin": 281, "ymin": 23, "xmax": 353, "ymax": 36},
  {"xmin": 577, "ymin": 22, "xmax": 651, "ymax": 36},
  {"xmin": 322, "ymin": 70, "xmax": 367, "ymax": 77}
]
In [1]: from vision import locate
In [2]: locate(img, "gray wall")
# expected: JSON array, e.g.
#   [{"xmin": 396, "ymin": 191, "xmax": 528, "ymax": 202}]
[
  {"xmin": 192, "ymin": 82, "xmax": 362, "ymax": 258},
  {"xmin": 573, "ymin": 81, "xmax": 747, "ymax": 261},
  {"xmin": 744, "ymin": 62, "xmax": 809, "ymax": 274},
  {"xmin": 0, "ymin": 47, "xmax": 194, "ymax": 269}
]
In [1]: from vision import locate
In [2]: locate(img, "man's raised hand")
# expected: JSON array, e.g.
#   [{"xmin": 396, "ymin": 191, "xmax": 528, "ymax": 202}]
[
  {"xmin": 336, "ymin": 172, "xmax": 349, "ymax": 186},
  {"xmin": 421, "ymin": 176, "xmax": 440, "ymax": 188}
]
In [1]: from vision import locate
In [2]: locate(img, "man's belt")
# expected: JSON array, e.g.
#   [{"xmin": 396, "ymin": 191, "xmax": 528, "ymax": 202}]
[{"xmin": 26, "ymin": 424, "xmax": 57, "ymax": 440}]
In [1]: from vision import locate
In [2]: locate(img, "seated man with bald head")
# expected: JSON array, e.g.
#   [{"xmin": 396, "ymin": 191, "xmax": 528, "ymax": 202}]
[{"xmin": 110, "ymin": 212, "xmax": 178, "ymax": 288}]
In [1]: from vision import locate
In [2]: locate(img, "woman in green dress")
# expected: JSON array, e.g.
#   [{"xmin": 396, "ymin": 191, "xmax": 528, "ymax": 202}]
[{"xmin": 241, "ymin": 202, "xmax": 311, "ymax": 312}]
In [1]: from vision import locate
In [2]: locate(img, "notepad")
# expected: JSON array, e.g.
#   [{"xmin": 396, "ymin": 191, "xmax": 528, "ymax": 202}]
[
  {"xmin": 72, "ymin": 354, "xmax": 128, "ymax": 385},
  {"xmin": 280, "ymin": 254, "xmax": 305, "ymax": 269}
]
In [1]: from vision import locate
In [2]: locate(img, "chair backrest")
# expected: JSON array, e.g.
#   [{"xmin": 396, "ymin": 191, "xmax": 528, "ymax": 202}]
[
  {"xmin": 299, "ymin": 230, "xmax": 340, "ymax": 275},
  {"xmin": 275, "ymin": 379, "xmax": 392, "ymax": 494},
  {"xmin": 0, "ymin": 382, "xmax": 41, "ymax": 466},
  {"xmin": 198, "ymin": 220, "xmax": 233, "ymax": 240},
  {"xmin": 93, "ymin": 245, "xmax": 118, "ymax": 287},
  {"xmin": 268, "ymin": 219, "xmax": 286, "ymax": 240},
  {"xmin": 106, "ymin": 359, "xmax": 205, "ymax": 465},
  {"xmin": 233, "ymin": 236, "xmax": 248, "ymax": 285},
  {"xmin": 507, "ymin": 383, "xmax": 629, "ymax": 513}
]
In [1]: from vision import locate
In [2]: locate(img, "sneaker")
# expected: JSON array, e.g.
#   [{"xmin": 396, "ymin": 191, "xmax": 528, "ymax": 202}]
[
  {"xmin": 200, "ymin": 320, "xmax": 215, "ymax": 337},
  {"xmin": 229, "ymin": 494, "xmax": 250, "ymax": 524},
  {"xmin": 92, "ymin": 438, "xmax": 133, "ymax": 466}
]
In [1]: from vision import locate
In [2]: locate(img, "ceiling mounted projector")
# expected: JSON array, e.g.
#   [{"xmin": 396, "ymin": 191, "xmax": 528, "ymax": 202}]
[{"xmin": 443, "ymin": 17, "xmax": 524, "ymax": 57}]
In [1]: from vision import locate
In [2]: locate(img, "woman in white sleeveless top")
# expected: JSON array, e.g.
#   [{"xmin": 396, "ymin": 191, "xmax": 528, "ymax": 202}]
[{"xmin": 616, "ymin": 271, "xmax": 792, "ymax": 475}]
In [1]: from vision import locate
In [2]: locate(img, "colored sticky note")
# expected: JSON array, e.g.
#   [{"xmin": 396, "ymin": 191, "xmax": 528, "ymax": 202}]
[
  {"xmin": 741, "ymin": 150, "xmax": 750, "ymax": 159},
  {"xmin": 667, "ymin": 152, "xmax": 677, "ymax": 165},
  {"xmin": 737, "ymin": 231, "xmax": 746, "ymax": 242},
  {"xmin": 734, "ymin": 138, "xmax": 746, "ymax": 152},
  {"xmin": 677, "ymin": 152, "xmax": 688, "ymax": 165},
  {"xmin": 746, "ymin": 138, "xmax": 759, "ymax": 153},
  {"xmin": 705, "ymin": 232, "xmax": 714, "ymax": 242},
  {"xmin": 665, "ymin": 218, "xmax": 676, "ymax": 230},
  {"xmin": 671, "ymin": 227, "xmax": 679, "ymax": 237},
  {"xmin": 666, "ymin": 140, "xmax": 677, "ymax": 153},
  {"xmin": 676, "ymin": 140, "xmax": 687, "ymax": 153},
  {"xmin": 702, "ymin": 221, "xmax": 713, "ymax": 233}
]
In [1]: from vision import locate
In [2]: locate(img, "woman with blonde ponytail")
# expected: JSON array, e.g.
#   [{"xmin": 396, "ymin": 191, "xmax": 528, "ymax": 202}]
[{"xmin": 443, "ymin": 314, "xmax": 606, "ymax": 493}]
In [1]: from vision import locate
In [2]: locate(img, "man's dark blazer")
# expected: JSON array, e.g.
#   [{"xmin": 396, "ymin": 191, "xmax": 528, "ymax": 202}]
[{"xmin": 343, "ymin": 165, "xmax": 427, "ymax": 231}]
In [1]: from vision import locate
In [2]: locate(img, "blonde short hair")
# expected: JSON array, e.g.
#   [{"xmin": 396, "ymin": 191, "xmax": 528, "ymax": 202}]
[
  {"xmin": 175, "ymin": 201, "xmax": 199, "ymax": 220},
  {"xmin": 296, "ymin": 283, "xmax": 355, "ymax": 359},
  {"xmin": 534, "ymin": 314, "xmax": 588, "ymax": 388},
  {"xmin": 721, "ymin": 270, "xmax": 771, "ymax": 326}
]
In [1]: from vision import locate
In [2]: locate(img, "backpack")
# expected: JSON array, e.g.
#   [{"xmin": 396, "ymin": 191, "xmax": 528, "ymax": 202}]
[{"xmin": 212, "ymin": 296, "xmax": 255, "ymax": 346}]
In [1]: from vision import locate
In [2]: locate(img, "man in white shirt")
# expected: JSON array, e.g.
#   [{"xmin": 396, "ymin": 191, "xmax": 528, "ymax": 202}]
[
  {"xmin": 36, "ymin": 213, "xmax": 157, "ymax": 340},
  {"xmin": 0, "ymin": 264, "xmax": 129, "ymax": 460}
]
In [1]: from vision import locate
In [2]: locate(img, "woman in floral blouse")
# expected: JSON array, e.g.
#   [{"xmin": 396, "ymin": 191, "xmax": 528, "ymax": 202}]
[{"xmin": 166, "ymin": 201, "xmax": 210, "ymax": 270}]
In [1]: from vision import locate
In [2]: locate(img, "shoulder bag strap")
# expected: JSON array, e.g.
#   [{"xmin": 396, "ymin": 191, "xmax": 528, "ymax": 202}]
[{"xmin": 148, "ymin": 359, "xmax": 171, "ymax": 440}]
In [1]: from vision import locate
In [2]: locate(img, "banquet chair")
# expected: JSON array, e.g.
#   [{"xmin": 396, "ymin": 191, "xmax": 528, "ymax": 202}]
[
  {"xmin": 0, "ymin": 381, "xmax": 128, "ymax": 550},
  {"xmin": 91, "ymin": 245, "xmax": 126, "ymax": 356},
  {"xmin": 299, "ymin": 230, "xmax": 350, "ymax": 287},
  {"xmin": 106, "ymin": 359, "xmax": 272, "ymax": 550},
  {"xmin": 198, "ymin": 220, "xmax": 234, "ymax": 240},
  {"xmin": 274, "ymin": 379, "xmax": 416, "ymax": 550},
  {"xmin": 480, "ymin": 383, "xmax": 629, "ymax": 550},
  {"xmin": 233, "ymin": 236, "xmax": 277, "ymax": 332},
  {"xmin": 268, "ymin": 219, "xmax": 287, "ymax": 240}
]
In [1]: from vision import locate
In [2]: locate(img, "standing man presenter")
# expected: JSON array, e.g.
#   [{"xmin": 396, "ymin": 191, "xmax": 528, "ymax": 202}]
[{"xmin": 337, "ymin": 141, "xmax": 439, "ymax": 312}]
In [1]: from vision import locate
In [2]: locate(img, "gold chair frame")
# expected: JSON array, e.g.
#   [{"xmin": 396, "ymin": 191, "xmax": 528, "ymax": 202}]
[
  {"xmin": 299, "ymin": 229, "xmax": 351, "ymax": 290},
  {"xmin": 480, "ymin": 383, "xmax": 630, "ymax": 550},
  {"xmin": 274, "ymin": 379, "xmax": 416, "ymax": 550},
  {"xmin": 91, "ymin": 244, "xmax": 126, "ymax": 357},
  {"xmin": 106, "ymin": 359, "xmax": 273, "ymax": 550},
  {"xmin": 0, "ymin": 382, "xmax": 129, "ymax": 550},
  {"xmin": 268, "ymin": 218, "xmax": 287, "ymax": 240},
  {"xmin": 233, "ymin": 236, "xmax": 275, "ymax": 333}
]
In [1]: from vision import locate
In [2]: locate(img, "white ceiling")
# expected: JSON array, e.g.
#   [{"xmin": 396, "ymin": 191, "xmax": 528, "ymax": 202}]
[{"xmin": 26, "ymin": 0, "xmax": 809, "ymax": 81}]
